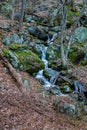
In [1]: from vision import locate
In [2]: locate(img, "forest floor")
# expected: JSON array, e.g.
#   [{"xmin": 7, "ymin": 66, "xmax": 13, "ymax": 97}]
[
  {"xmin": 0, "ymin": 57, "xmax": 87, "ymax": 130},
  {"xmin": 0, "ymin": 0, "xmax": 87, "ymax": 130}
]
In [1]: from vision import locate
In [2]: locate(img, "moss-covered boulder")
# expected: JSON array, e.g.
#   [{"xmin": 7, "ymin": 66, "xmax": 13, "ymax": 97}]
[
  {"xmin": 3, "ymin": 48, "xmax": 44, "ymax": 74},
  {"xmin": 9, "ymin": 44, "xmax": 27, "ymax": 51},
  {"xmin": 16, "ymin": 50, "xmax": 44, "ymax": 74},
  {"xmin": 69, "ymin": 45, "xmax": 87, "ymax": 65},
  {"xmin": 67, "ymin": 10, "xmax": 79, "ymax": 27},
  {"xmin": 46, "ymin": 44, "xmax": 60, "ymax": 67}
]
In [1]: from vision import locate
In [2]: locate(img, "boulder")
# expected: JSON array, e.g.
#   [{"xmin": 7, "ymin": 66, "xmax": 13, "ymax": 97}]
[
  {"xmin": 43, "ymin": 68, "xmax": 59, "ymax": 83},
  {"xmin": 69, "ymin": 45, "xmax": 87, "ymax": 65},
  {"xmin": 46, "ymin": 44, "xmax": 60, "ymax": 67},
  {"xmin": 73, "ymin": 27, "xmax": 87, "ymax": 43},
  {"xmin": 53, "ymin": 96, "xmax": 76, "ymax": 116},
  {"xmin": 50, "ymin": 86, "xmax": 61, "ymax": 95},
  {"xmin": 60, "ymin": 85, "xmax": 72, "ymax": 93},
  {"xmin": 28, "ymin": 26, "xmax": 48, "ymax": 41},
  {"xmin": 0, "ymin": 2, "xmax": 12, "ymax": 17},
  {"xmin": 3, "ymin": 48, "xmax": 44, "ymax": 75},
  {"xmin": 3, "ymin": 33, "xmax": 24, "ymax": 45}
]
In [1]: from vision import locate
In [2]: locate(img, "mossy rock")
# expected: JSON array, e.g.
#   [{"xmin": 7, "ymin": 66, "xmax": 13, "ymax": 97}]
[
  {"xmin": 67, "ymin": 10, "xmax": 80, "ymax": 27},
  {"xmin": 3, "ymin": 49, "xmax": 21, "ymax": 69},
  {"xmin": 43, "ymin": 68, "xmax": 58, "ymax": 81},
  {"xmin": 46, "ymin": 45, "xmax": 60, "ymax": 62},
  {"xmin": 9, "ymin": 44, "xmax": 27, "ymax": 51},
  {"xmin": 3, "ymin": 49, "xmax": 44, "ymax": 74},
  {"xmin": 15, "ymin": 50, "xmax": 44, "ymax": 74},
  {"xmin": 69, "ymin": 45, "xmax": 87, "ymax": 65},
  {"xmin": 60, "ymin": 84, "xmax": 72, "ymax": 93}
]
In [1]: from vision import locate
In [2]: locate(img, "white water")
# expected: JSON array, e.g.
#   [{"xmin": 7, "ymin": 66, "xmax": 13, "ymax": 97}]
[
  {"xmin": 35, "ymin": 45, "xmax": 52, "ymax": 90},
  {"xmin": 35, "ymin": 33, "xmax": 59, "ymax": 90}
]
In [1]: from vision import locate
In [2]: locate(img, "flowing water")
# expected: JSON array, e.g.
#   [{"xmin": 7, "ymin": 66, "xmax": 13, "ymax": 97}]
[{"xmin": 36, "ymin": 33, "xmax": 59, "ymax": 90}]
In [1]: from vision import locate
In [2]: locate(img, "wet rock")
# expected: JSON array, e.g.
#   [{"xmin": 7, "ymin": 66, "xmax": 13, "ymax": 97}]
[
  {"xmin": 35, "ymin": 44, "xmax": 46, "ymax": 58},
  {"xmin": 73, "ymin": 80, "xmax": 85, "ymax": 93},
  {"xmin": 28, "ymin": 26, "xmax": 48, "ymax": 41},
  {"xmin": 61, "ymin": 85, "xmax": 72, "ymax": 93},
  {"xmin": 46, "ymin": 44, "xmax": 60, "ymax": 65},
  {"xmin": 50, "ymin": 86, "xmax": 61, "ymax": 95},
  {"xmin": 43, "ymin": 68, "xmax": 59, "ymax": 83}
]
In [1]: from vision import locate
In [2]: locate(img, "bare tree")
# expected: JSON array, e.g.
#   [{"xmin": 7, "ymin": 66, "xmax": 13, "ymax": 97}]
[
  {"xmin": 60, "ymin": 0, "xmax": 87, "ymax": 68},
  {"xmin": 11, "ymin": 0, "xmax": 15, "ymax": 26},
  {"xmin": 19, "ymin": 0, "xmax": 26, "ymax": 32}
]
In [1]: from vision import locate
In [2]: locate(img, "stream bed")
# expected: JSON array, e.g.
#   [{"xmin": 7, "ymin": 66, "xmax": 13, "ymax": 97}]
[{"xmin": 35, "ymin": 34, "xmax": 61, "ymax": 91}]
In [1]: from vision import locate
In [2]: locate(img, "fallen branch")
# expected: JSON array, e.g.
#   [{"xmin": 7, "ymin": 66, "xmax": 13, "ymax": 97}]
[
  {"xmin": 0, "ymin": 50, "xmax": 26, "ymax": 93},
  {"xmin": 50, "ymin": 72, "xmax": 73, "ymax": 89},
  {"xmin": 49, "ymin": 72, "xmax": 61, "ymax": 89},
  {"xmin": 60, "ymin": 75, "xmax": 73, "ymax": 85}
]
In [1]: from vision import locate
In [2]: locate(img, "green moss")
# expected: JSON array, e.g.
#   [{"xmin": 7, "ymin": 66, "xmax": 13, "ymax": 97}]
[
  {"xmin": 69, "ymin": 45, "xmax": 86, "ymax": 65},
  {"xmin": 43, "ymin": 70, "xmax": 50, "ymax": 80},
  {"xmin": 3, "ymin": 49, "xmax": 10, "ymax": 57},
  {"xmin": 16, "ymin": 50, "xmax": 41, "ymax": 62},
  {"xmin": 67, "ymin": 10, "xmax": 80, "ymax": 26},
  {"xmin": 80, "ymin": 60, "xmax": 87, "ymax": 66},
  {"xmin": 9, "ymin": 44, "xmax": 27, "ymax": 51},
  {"xmin": 61, "ymin": 85, "xmax": 72, "ymax": 93},
  {"xmin": 3, "ymin": 48, "xmax": 44, "ymax": 74},
  {"xmin": 15, "ymin": 50, "xmax": 44, "ymax": 74}
]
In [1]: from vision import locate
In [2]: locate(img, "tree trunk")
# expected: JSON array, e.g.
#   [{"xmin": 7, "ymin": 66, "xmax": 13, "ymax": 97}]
[
  {"xmin": 60, "ymin": 1, "xmax": 68, "ymax": 68},
  {"xmin": 19, "ymin": 0, "xmax": 26, "ymax": 32},
  {"xmin": 11, "ymin": 0, "xmax": 15, "ymax": 26}
]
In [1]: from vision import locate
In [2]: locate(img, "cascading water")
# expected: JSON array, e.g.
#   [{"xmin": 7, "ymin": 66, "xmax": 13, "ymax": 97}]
[
  {"xmin": 36, "ymin": 33, "xmax": 60, "ymax": 90},
  {"xmin": 36, "ymin": 45, "xmax": 52, "ymax": 90}
]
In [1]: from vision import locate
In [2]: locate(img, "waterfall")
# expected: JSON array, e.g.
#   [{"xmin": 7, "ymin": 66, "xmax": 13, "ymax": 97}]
[
  {"xmin": 35, "ymin": 45, "xmax": 51, "ymax": 90},
  {"xmin": 36, "ymin": 33, "xmax": 59, "ymax": 90}
]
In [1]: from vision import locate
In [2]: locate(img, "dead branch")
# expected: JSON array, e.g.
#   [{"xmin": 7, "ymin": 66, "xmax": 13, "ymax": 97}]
[{"xmin": 0, "ymin": 50, "xmax": 26, "ymax": 93}]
